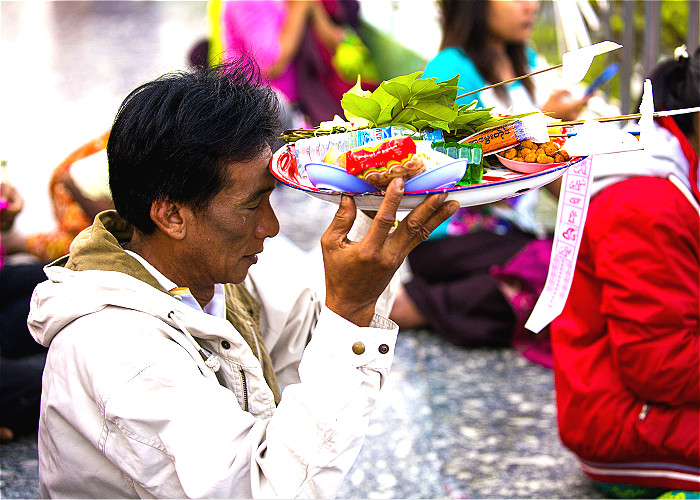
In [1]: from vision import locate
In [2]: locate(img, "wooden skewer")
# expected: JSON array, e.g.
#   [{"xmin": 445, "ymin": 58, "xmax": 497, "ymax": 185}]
[
  {"xmin": 549, "ymin": 112, "xmax": 644, "ymax": 128},
  {"xmin": 549, "ymin": 107, "xmax": 700, "ymax": 128},
  {"xmin": 456, "ymin": 64, "xmax": 563, "ymax": 100}
]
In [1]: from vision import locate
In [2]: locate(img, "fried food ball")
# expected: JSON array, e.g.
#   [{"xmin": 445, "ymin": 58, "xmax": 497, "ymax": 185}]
[
  {"xmin": 503, "ymin": 138, "xmax": 571, "ymax": 165},
  {"xmin": 543, "ymin": 142, "xmax": 559, "ymax": 155}
]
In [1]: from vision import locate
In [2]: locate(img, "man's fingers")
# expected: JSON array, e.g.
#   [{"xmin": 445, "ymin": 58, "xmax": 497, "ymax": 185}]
[
  {"xmin": 393, "ymin": 193, "xmax": 458, "ymax": 249},
  {"xmin": 413, "ymin": 199, "xmax": 459, "ymax": 244},
  {"xmin": 362, "ymin": 177, "xmax": 404, "ymax": 247},
  {"xmin": 322, "ymin": 194, "xmax": 357, "ymax": 246}
]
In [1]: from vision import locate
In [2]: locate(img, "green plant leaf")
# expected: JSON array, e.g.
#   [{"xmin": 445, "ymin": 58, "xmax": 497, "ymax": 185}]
[
  {"xmin": 371, "ymin": 85, "xmax": 400, "ymax": 124},
  {"xmin": 438, "ymin": 75, "xmax": 460, "ymax": 100},
  {"xmin": 380, "ymin": 81, "xmax": 411, "ymax": 108},
  {"xmin": 340, "ymin": 93, "xmax": 381, "ymax": 125},
  {"xmin": 391, "ymin": 107, "xmax": 417, "ymax": 125},
  {"xmin": 410, "ymin": 102, "xmax": 458, "ymax": 122},
  {"xmin": 387, "ymin": 71, "xmax": 423, "ymax": 86},
  {"xmin": 410, "ymin": 78, "xmax": 442, "ymax": 97},
  {"xmin": 424, "ymin": 119, "xmax": 451, "ymax": 131}
]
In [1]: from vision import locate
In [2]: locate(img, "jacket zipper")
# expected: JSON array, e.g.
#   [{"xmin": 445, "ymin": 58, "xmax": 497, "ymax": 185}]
[
  {"xmin": 239, "ymin": 367, "xmax": 249, "ymax": 412},
  {"xmin": 638, "ymin": 403, "xmax": 650, "ymax": 421}
]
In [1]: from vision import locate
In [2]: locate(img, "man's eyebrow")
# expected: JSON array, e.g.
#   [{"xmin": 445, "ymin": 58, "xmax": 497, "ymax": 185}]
[{"xmin": 242, "ymin": 184, "xmax": 275, "ymax": 204}]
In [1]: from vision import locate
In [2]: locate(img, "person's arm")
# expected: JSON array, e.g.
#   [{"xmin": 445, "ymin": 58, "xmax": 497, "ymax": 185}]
[
  {"xmin": 247, "ymin": 211, "xmax": 399, "ymax": 388},
  {"xmin": 222, "ymin": 1, "xmax": 310, "ymax": 79},
  {"xmin": 307, "ymin": 1, "xmax": 345, "ymax": 54},
  {"xmin": 596, "ymin": 181, "xmax": 699, "ymax": 405},
  {"xmin": 265, "ymin": 1, "xmax": 314, "ymax": 79}
]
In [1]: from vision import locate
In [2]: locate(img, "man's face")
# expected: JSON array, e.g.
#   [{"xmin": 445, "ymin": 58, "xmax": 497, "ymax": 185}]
[{"xmin": 182, "ymin": 147, "xmax": 279, "ymax": 286}]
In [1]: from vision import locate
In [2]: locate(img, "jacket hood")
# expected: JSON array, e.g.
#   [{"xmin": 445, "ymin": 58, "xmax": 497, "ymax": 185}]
[
  {"xmin": 28, "ymin": 211, "xmax": 218, "ymax": 348},
  {"xmin": 590, "ymin": 118, "xmax": 699, "ymax": 199}
]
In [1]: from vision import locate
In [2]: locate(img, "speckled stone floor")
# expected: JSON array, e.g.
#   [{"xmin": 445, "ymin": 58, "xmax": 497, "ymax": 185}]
[{"xmin": 1, "ymin": 2, "xmax": 606, "ymax": 498}]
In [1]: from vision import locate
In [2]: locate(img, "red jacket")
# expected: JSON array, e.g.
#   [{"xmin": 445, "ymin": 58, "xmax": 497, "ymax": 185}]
[{"xmin": 551, "ymin": 176, "xmax": 699, "ymax": 468}]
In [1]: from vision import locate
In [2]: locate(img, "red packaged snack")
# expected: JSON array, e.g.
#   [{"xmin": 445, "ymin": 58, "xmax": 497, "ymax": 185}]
[{"xmin": 340, "ymin": 136, "xmax": 425, "ymax": 190}]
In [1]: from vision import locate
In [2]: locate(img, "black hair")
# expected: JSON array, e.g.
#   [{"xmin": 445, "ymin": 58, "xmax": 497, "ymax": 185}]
[
  {"xmin": 107, "ymin": 56, "xmax": 282, "ymax": 234},
  {"xmin": 642, "ymin": 46, "xmax": 700, "ymax": 137},
  {"xmin": 438, "ymin": 0, "xmax": 536, "ymax": 102}
]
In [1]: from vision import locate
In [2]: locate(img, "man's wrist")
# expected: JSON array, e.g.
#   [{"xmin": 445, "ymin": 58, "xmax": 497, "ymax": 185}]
[{"xmin": 325, "ymin": 298, "xmax": 376, "ymax": 327}]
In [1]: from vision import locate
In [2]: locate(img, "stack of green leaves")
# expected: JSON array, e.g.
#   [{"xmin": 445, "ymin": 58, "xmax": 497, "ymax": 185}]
[{"xmin": 340, "ymin": 72, "xmax": 526, "ymax": 140}]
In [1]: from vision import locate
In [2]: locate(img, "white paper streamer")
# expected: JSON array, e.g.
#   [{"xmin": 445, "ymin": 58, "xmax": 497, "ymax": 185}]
[{"xmin": 525, "ymin": 156, "xmax": 595, "ymax": 333}]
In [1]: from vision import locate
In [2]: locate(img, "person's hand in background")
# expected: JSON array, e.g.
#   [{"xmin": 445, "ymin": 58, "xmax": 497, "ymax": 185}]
[
  {"xmin": 541, "ymin": 88, "xmax": 592, "ymax": 121},
  {"xmin": 0, "ymin": 181, "xmax": 24, "ymax": 232}
]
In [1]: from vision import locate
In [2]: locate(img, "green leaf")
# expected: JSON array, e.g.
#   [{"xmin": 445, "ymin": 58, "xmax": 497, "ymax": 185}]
[
  {"xmin": 387, "ymin": 71, "xmax": 423, "ymax": 86},
  {"xmin": 391, "ymin": 107, "xmax": 417, "ymax": 125},
  {"xmin": 410, "ymin": 78, "xmax": 442, "ymax": 97},
  {"xmin": 380, "ymin": 81, "xmax": 411, "ymax": 107},
  {"xmin": 371, "ymin": 85, "xmax": 400, "ymax": 124},
  {"xmin": 424, "ymin": 119, "xmax": 451, "ymax": 131},
  {"xmin": 340, "ymin": 93, "xmax": 381, "ymax": 125},
  {"xmin": 453, "ymin": 109, "xmax": 493, "ymax": 125},
  {"xmin": 411, "ymin": 119, "xmax": 431, "ymax": 130},
  {"xmin": 438, "ymin": 75, "xmax": 460, "ymax": 99},
  {"xmin": 409, "ymin": 102, "xmax": 458, "ymax": 122}
]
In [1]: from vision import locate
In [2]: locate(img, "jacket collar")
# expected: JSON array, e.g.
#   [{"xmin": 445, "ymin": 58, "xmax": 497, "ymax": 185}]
[{"xmin": 55, "ymin": 210, "xmax": 167, "ymax": 294}]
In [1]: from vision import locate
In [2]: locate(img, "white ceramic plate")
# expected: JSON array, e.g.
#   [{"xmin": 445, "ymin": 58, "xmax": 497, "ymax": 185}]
[{"xmin": 271, "ymin": 145, "xmax": 580, "ymax": 211}]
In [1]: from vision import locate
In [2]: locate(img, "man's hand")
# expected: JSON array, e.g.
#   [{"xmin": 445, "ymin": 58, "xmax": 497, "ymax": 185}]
[
  {"xmin": 321, "ymin": 177, "xmax": 459, "ymax": 326},
  {"xmin": 0, "ymin": 182, "xmax": 24, "ymax": 232}
]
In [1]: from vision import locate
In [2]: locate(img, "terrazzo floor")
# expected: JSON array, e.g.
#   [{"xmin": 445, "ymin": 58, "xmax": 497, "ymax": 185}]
[{"xmin": 1, "ymin": 2, "xmax": 606, "ymax": 498}]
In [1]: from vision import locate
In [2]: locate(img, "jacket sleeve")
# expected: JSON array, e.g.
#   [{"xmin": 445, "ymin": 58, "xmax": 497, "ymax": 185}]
[
  {"xmin": 246, "ymin": 211, "xmax": 399, "ymax": 387},
  {"xmin": 594, "ymin": 183, "xmax": 699, "ymax": 405},
  {"xmin": 253, "ymin": 308, "xmax": 397, "ymax": 497},
  {"xmin": 91, "ymin": 308, "xmax": 396, "ymax": 499}
]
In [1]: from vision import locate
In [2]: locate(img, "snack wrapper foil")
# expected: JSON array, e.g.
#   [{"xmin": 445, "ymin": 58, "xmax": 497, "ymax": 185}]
[{"xmin": 294, "ymin": 127, "xmax": 444, "ymax": 177}]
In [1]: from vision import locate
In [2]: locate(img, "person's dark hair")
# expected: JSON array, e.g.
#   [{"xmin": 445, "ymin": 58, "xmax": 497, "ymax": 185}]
[
  {"xmin": 438, "ymin": 0, "xmax": 535, "ymax": 101},
  {"xmin": 642, "ymin": 46, "xmax": 700, "ymax": 137},
  {"xmin": 107, "ymin": 56, "xmax": 282, "ymax": 234}
]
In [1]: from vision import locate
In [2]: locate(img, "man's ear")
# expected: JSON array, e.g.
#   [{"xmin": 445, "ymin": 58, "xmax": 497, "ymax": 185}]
[{"xmin": 150, "ymin": 200, "xmax": 188, "ymax": 240}]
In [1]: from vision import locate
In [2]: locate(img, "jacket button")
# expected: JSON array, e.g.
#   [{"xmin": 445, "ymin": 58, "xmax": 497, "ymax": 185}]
[
  {"xmin": 378, "ymin": 344, "xmax": 390, "ymax": 354},
  {"xmin": 221, "ymin": 340, "xmax": 231, "ymax": 349},
  {"xmin": 352, "ymin": 342, "xmax": 365, "ymax": 355}
]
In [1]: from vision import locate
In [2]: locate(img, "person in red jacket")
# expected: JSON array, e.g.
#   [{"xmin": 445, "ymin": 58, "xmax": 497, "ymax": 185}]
[{"xmin": 551, "ymin": 47, "xmax": 700, "ymax": 498}]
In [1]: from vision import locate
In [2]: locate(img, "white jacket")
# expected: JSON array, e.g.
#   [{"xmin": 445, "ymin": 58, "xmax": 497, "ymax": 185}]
[{"xmin": 28, "ymin": 212, "xmax": 398, "ymax": 499}]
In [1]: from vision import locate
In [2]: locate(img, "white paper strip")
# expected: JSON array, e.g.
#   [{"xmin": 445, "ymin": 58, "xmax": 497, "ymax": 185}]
[{"xmin": 525, "ymin": 156, "xmax": 595, "ymax": 333}]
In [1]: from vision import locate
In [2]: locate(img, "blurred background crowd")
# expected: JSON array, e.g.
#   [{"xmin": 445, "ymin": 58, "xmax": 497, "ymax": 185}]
[{"xmin": 1, "ymin": 1, "xmax": 698, "ymax": 498}]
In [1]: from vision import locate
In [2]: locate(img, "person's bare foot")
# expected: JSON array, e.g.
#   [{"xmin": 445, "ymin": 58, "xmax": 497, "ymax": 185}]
[
  {"xmin": 0, "ymin": 427, "xmax": 14, "ymax": 442},
  {"xmin": 390, "ymin": 286, "xmax": 427, "ymax": 329}
]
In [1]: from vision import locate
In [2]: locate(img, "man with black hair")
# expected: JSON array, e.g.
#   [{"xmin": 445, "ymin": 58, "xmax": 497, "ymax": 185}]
[{"xmin": 28, "ymin": 59, "xmax": 458, "ymax": 498}]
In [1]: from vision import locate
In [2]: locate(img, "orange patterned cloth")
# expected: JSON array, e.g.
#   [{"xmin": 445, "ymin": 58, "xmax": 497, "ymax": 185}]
[{"xmin": 26, "ymin": 131, "xmax": 110, "ymax": 262}]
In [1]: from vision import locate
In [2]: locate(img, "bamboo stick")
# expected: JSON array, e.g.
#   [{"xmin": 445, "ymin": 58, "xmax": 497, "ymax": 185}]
[
  {"xmin": 456, "ymin": 64, "xmax": 563, "ymax": 100},
  {"xmin": 549, "ymin": 107, "xmax": 700, "ymax": 128}
]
